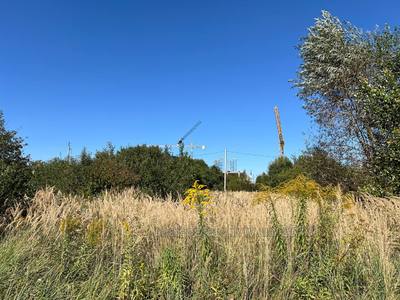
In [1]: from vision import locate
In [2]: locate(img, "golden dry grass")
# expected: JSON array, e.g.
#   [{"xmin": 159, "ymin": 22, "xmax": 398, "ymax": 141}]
[{"xmin": 2, "ymin": 188, "xmax": 400, "ymax": 299}]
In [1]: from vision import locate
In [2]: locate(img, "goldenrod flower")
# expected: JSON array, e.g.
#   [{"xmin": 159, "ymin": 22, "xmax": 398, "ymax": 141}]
[{"xmin": 182, "ymin": 180, "xmax": 212, "ymax": 215}]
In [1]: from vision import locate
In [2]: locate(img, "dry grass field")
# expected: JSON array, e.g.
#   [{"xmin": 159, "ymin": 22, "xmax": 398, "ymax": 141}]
[{"xmin": 1, "ymin": 185, "xmax": 400, "ymax": 299}]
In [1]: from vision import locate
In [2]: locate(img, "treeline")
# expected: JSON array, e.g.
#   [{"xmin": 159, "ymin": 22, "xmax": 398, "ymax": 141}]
[
  {"xmin": 0, "ymin": 106, "xmax": 383, "ymax": 219},
  {"xmin": 31, "ymin": 144, "xmax": 223, "ymax": 198},
  {"xmin": 0, "ymin": 112, "xmax": 225, "ymax": 215},
  {"xmin": 256, "ymin": 148, "xmax": 364, "ymax": 192},
  {"xmin": 0, "ymin": 110, "xmax": 262, "ymax": 217}
]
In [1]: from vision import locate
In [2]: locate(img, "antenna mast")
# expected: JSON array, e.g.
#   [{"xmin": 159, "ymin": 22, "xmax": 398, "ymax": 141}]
[
  {"xmin": 274, "ymin": 106, "xmax": 285, "ymax": 157},
  {"xmin": 67, "ymin": 141, "xmax": 72, "ymax": 163}
]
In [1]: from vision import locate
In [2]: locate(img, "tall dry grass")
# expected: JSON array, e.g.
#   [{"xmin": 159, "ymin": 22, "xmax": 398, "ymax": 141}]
[{"xmin": 1, "ymin": 188, "xmax": 400, "ymax": 299}]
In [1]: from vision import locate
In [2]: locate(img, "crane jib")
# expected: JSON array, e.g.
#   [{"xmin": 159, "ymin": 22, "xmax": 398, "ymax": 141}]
[{"xmin": 178, "ymin": 121, "xmax": 202, "ymax": 143}]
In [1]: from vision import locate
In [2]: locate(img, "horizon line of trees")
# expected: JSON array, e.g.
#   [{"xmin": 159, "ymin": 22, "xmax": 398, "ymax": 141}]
[
  {"xmin": 0, "ymin": 107, "xmax": 372, "ymax": 216},
  {"xmin": 1, "ymin": 104, "xmax": 397, "ymax": 210}
]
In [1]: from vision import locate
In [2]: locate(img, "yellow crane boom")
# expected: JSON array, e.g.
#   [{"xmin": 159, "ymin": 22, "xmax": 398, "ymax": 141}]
[{"xmin": 274, "ymin": 106, "xmax": 285, "ymax": 157}]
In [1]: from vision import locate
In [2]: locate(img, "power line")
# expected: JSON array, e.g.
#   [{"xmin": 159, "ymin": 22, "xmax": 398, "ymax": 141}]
[
  {"xmin": 227, "ymin": 150, "xmax": 274, "ymax": 158},
  {"xmin": 195, "ymin": 151, "xmax": 224, "ymax": 157},
  {"xmin": 196, "ymin": 150, "xmax": 275, "ymax": 158}
]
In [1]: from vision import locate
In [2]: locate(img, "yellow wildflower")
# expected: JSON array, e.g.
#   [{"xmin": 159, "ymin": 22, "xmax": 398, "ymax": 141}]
[{"xmin": 182, "ymin": 180, "xmax": 212, "ymax": 215}]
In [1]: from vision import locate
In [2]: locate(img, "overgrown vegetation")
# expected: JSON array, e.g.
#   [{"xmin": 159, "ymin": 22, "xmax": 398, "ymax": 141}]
[
  {"xmin": 1, "ymin": 185, "xmax": 399, "ymax": 299},
  {"xmin": 256, "ymin": 148, "xmax": 363, "ymax": 192},
  {"xmin": 31, "ymin": 144, "xmax": 223, "ymax": 198},
  {"xmin": 226, "ymin": 171, "xmax": 255, "ymax": 191},
  {"xmin": 0, "ymin": 112, "xmax": 32, "ymax": 216},
  {"xmin": 257, "ymin": 156, "xmax": 297, "ymax": 188}
]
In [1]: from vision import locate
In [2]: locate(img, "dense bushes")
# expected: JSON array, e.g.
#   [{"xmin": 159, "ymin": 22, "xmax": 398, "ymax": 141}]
[
  {"xmin": 0, "ymin": 112, "xmax": 32, "ymax": 215},
  {"xmin": 0, "ymin": 112, "xmax": 223, "ymax": 206},
  {"xmin": 293, "ymin": 148, "xmax": 364, "ymax": 192},
  {"xmin": 31, "ymin": 145, "xmax": 139, "ymax": 197},
  {"xmin": 256, "ymin": 156, "xmax": 298, "ymax": 188},
  {"xmin": 117, "ymin": 145, "xmax": 223, "ymax": 196},
  {"xmin": 226, "ymin": 172, "xmax": 255, "ymax": 191},
  {"xmin": 32, "ymin": 144, "xmax": 223, "ymax": 197},
  {"xmin": 256, "ymin": 148, "xmax": 363, "ymax": 191},
  {"xmin": 32, "ymin": 144, "xmax": 258, "ymax": 196}
]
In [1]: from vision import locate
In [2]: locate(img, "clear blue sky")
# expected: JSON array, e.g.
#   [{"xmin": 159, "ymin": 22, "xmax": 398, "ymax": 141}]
[{"xmin": 1, "ymin": 0, "xmax": 399, "ymax": 177}]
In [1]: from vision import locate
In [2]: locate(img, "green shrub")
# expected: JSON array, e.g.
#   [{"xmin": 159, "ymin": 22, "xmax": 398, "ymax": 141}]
[
  {"xmin": 294, "ymin": 147, "xmax": 364, "ymax": 192},
  {"xmin": 32, "ymin": 145, "xmax": 224, "ymax": 198},
  {"xmin": 227, "ymin": 172, "xmax": 255, "ymax": 191},
  {"xmin": 256, "ymin": 156, "xmax": 299, "ymax": 188},
  {"xmin": 0, "ymin": 111, "xmax": 32, "ymax": 215},
  {"xmin": 257, "ymin": 150, "xmax": 364, "ymax": 192}
]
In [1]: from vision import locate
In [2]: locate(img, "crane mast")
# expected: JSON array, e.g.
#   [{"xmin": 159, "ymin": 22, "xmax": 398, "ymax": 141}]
[{"xmin": 274, "ymin": 106, "xmax": 285, "ymax": 157}]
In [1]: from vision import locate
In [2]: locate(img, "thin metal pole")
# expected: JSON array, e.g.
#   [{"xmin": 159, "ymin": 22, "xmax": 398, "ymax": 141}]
[
  {"xmin": 67, "ymin": 141, "xmax": 72, "ymax": 163},
  {"xmin": 224, "ymin": 148, "xmax": 227, "ymax": 192}
]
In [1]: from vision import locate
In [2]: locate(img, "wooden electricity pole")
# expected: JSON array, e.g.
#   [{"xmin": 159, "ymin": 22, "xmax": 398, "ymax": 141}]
[
  {"xmin": 274, "ymin": 106, "xmax": 285, "ymax": 157},
  {"xmin": 224, "ymin": 148, "xmax": 227, "ymax": 192}
]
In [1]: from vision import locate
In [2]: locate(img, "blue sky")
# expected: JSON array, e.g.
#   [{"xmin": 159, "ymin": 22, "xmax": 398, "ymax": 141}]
[{"xmin": 1, "ymin": 0, "xmax": 399, "ymax": 177}]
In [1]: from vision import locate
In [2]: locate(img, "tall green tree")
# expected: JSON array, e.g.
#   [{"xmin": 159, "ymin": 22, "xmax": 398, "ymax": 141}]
[
  {"xmin": 295, "ymin": 11, "xmax": 400, "ymax": 194},
  {"xmin": 0, "ymin": 112, "xmax": 32, "ymax": 214},
  {"xmin": 256, "ymin": 156, "xmax": 298, "ymax": 188},
  {"xmin": 294, "ymin": 147, "xmax": 363, "ymax": 192}
]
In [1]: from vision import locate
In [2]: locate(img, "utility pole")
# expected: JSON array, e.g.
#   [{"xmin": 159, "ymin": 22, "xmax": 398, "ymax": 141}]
[
  {"xmin": 67, "ymin": 141, "xmax": 72, "ymax": 163},
  {"xmin": 224, "ymin": 148, "xmax": 227, "ymax": 192},
  {"xmin": 274, "ymin": 106, "xmax": 285, "ymax": 157}
]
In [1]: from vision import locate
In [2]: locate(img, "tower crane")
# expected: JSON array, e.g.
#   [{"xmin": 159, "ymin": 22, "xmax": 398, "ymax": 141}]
[
  {"xmin": 274, "ymin": 106, "xmax": 285, "ymax": 157},
  {"xmin": 177, "ymin": 121, "xmax": 202, "ymax": 156}
]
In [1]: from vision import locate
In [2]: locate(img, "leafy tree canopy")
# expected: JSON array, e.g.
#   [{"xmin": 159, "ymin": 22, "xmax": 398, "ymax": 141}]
[
  {"xmin": 256, "ymin": 156, "xmax": 299, "ymax": 188},
  {"xmin": 33, "ymin": 145, "xmax": 224, "ymax": 198},
  {"xmin": 227, "ymin": 172, "xmax": 255, "ymax": 191},
  {"xmin": 295, "ymin": 11, "xmax": 400, "ymax": 194}
]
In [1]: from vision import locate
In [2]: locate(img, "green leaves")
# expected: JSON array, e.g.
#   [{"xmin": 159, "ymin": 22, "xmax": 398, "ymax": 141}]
[
  {"xmin": 295, "ymin": 11, "xmax": 400, "ymax": 195},
  {"xmin": 0, "ymin": 111, "xmax": 32, "ymax": 215},
  {"xmin": 256, "ymin": 156, "xmax": 299, "ymax": 188},
  {"xmin": 32, "ymin": 145, "xmax": 224, "ymax": 198},
  {"xmin": 358, "ymin": 69, "xmax": 400, "ymax": 194}
]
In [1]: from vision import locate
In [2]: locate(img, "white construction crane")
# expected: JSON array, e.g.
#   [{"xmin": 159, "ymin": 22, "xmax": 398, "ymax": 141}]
[
  {"xmin": 156, "ymin": 121, "xmax": 206, "ymax": 157},
  {"xmin": 177, "ymin": 121, "xmax": 203, "ymax": 156}
]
